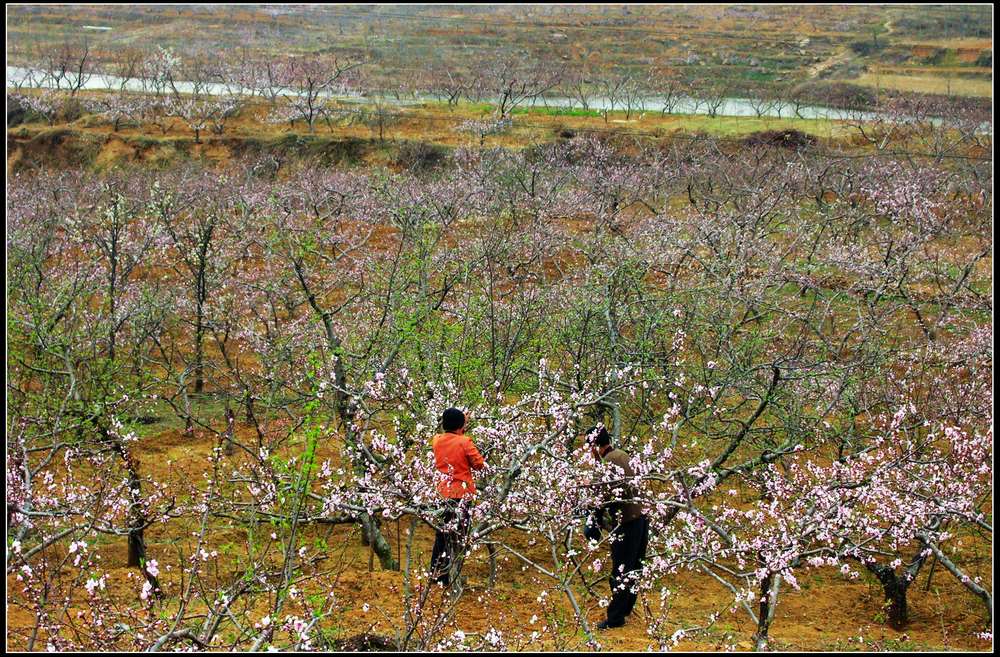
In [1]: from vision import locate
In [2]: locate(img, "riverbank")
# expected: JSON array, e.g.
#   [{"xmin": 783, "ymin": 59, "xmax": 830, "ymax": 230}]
[
  {"xmin": 8, "ymin": 65, "xmax": 980, "ymax": 127},
  {"xmin": 8, "ymin": 92, "xmax": 861, "ymax": 176}
]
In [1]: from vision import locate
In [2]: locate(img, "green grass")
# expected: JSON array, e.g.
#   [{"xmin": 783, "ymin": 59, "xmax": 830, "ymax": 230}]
[
  {"xmin": 740, "ymin": 69, "xmax": 779, "ymax": 82},
  {"xmin": 511, "ymin": 106, "xmax": 604, "ymax": 118},
  {"xmin": 658, "ymin": 114, "xmax": 844, "ymax": 139},
  {"xmin": 127, "ymin": 134, "xmax": 177, "ymax": 148},
  {"xmin": 131, "ymin": 395, "xmax": 232, "ymax": 438},
  {"xmin": 418, "ymin": 98, "xmax": 844, "ymax": 138}
]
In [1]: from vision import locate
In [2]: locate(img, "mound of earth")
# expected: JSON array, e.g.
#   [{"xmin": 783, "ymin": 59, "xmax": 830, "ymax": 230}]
[{"xmin": 330, "ymin": 632, "xmax": 396, "ymax": 651}]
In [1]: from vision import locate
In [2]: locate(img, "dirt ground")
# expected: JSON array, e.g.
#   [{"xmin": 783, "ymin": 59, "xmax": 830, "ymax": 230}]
[
  {"xmin": 6, "ymin": 425, "xmax": 993, "ymax": 652},
  {"xmin": 6, "ymin": 84, "xmax": 992, "ymax": 651}
]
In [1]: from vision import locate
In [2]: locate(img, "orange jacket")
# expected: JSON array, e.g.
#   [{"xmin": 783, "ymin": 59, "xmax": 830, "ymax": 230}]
[{"xmin": 432, "ymin": 431, "xmax": 485, "ymax": 498}]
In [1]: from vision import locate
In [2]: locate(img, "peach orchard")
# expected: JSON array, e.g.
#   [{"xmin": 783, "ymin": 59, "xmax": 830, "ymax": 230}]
[{"xmin": 6, "ymin": 103, "xmax": 993, "ymax": 650}]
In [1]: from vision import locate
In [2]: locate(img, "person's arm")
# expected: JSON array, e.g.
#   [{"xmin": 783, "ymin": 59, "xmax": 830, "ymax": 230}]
[
  {"xmin": 583, "ymin": 464, "xmax": 612, "ymax": 539},
  {"xmin": 464, "ymin": 436, "xmax": 485, "ymax": 471},
  {"xmin": 583, "ymin": 510, "xmax": 603, "ymax": 541},
  {"xmin": 591, "ymin": 498, "xmax": 611, "ymax": 529}
]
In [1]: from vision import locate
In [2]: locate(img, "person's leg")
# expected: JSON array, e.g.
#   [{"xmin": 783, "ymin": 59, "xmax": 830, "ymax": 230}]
[
  {"xmin": 445, "ymin": 508, "xmax": 460, "ymax": 582},
  {"xmin": 431, "ymin": 503, "xmax": 457, "ymax": 584},
  {"xmin": 605, "ymin": 526, "xmax": 632, "ymax": 626},
  {"xmin": 638, "ymin": 516, "xmax": 650, "ymax": 563},
  {"xmin": 447, "ymin": 499, "xmax": 473, "ymax": 587},
  {"xmin": 431, "ymin": 528, "xmax": 448, "ymax": 582},
  {"xmin": 614, "ymin": 518, "xmax": 643, "ymax": 619},
  {"xmin": 621, "ymin": 517, "xmax": 649, "ymax": 617},
  {"xmin": 637, "ymin": 516, "xmax": 651, "ymax": 600}
]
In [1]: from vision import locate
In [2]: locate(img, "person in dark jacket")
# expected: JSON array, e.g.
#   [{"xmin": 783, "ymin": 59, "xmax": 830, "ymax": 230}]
[{"xmin": 583, "ymin": 425, "xmax": 650, "ymax": 630}]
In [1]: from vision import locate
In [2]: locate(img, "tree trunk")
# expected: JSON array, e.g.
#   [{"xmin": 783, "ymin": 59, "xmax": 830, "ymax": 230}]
[
  {"xmin": 884, "ymin": 578, "xmax": 908, "ymax": 629},
  {"xmin": 128, "ymin": 521, "xmax": 145, "ymax": 567},
  {"xmin": 194, "ymin": 273, "xmax": 206, "ymax": 394},
  {"xmin": 918, "ymin": 534, "xmax": 993, "ymax": 625},
  {"xmin": 294, "ymin": 260, "xmax": 398, "ymax": 571},
  {"xmin": 124, "ymin": 453, "xmax": 145, "ymax": 567},
  {"xmin": 868, "ymin": 563, "xmax": 910, "ymax": 629},
  {"xmin": 244, "ymin": 390, "xmax": 254, "ymax": 424},
  {"xmin": 752, "ymin": 572, "xmax": 780, "ymax": 650},
  {"xmin": 487, "ymin": 543, "xmax": 498, "ymax": 588},
  {"xmin": 360, "ymin": 514, "xmax": 398, "ymax": 570},
  {"xmin": 223, "ymin": 407, "xmax": 235, "ymax": 456},
  {"xmin": 194, "ymin": 337, "xmax": 204, "ymax": 393},
  {"xmin": 106, "ymin": 432, "xmax": 157, "ymax": 595}
]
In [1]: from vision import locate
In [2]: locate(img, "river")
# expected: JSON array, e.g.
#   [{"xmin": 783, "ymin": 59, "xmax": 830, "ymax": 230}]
[{"xmin": 8, "ymin": 65, "xmax": 984, "ymax": 131}]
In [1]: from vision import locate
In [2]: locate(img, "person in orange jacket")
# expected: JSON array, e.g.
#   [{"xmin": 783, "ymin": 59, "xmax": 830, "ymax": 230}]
[{"xmin": 430, "ymin": 407, "xmax": 485, "ymax": 586}]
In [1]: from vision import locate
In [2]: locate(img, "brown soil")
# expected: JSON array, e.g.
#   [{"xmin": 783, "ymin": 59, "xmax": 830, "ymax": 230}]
[{"xmin": 6, "ymin": 424, "xmax": 992, "ymax": 652}]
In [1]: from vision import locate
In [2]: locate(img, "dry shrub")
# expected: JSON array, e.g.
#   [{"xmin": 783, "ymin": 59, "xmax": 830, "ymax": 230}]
[
  {"xmin": 742, "ymin": 129, "xmax": 817, "ymax": 150},
  {"xmin": 394, "ymin": 140, "xmax": 448, "ymax": 172}
]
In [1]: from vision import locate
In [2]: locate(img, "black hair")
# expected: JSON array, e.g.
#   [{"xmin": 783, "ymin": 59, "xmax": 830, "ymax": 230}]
[
  {"xmin": 441, "ymin": 407, "xmax": 466, "ymax": 432},
  {"xmin": 585, "ymin": 425, "xmax": 611, "ymax": 448}
]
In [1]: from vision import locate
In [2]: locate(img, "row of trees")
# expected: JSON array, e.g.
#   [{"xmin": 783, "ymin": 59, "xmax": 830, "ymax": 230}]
[
  {"xmin": 7, "ymin": 127, "xmax": 992, "ymax": 650},
  {"xmin": 12, "ymin": 41, "xmax": 990, "ymax": 134},
  {"xmin": 10, "ymin": 44, "xmax": 363, "ymax": 136}
]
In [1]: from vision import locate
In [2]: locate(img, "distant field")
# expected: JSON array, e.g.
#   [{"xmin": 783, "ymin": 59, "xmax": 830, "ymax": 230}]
[
  {"xmin": 894, "ymin": 37, "xmax": 993, "ymax": 49},
  {"xmin": 878, "ymin": 65, "xmax": 992, "ymax": 77},
  {"xmin": 849, "ymin": 72, "xmax": 994, "ymax": 97},
  {"xmin": 5, "ymin": 4, "xmax": 993, "ymax": 107}
]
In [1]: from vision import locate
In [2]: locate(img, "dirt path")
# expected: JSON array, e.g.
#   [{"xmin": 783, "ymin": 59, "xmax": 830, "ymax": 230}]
[
  {"xmin": 807, "ymin": 47, "xmax": 852, "ymax": 78},
  {"xmin": 809, "ymin": 16, "xmax": 896, "ymax": 80}
]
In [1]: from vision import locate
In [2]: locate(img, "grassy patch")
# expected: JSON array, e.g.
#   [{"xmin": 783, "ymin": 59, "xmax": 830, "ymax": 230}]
[
  {"xmin": 511, "ymin": 106, "xmax": 605, "ymax": 118},
  {"xmin": 657, "ymin": 114, "xmax": 845, "ymax": 139},
  {"xmin": 740, "ymin": 69, "xmax": 780, "ymax": 82}
]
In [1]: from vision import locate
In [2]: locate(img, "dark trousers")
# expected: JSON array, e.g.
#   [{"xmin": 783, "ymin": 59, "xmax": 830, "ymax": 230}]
[
  {"xmin": 430, "ymin": 498, "xmax": 470, "ymax": 584},
  {"xmin": 607, "ymin": 515, "xmax": 650, "ymax": 625}
]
